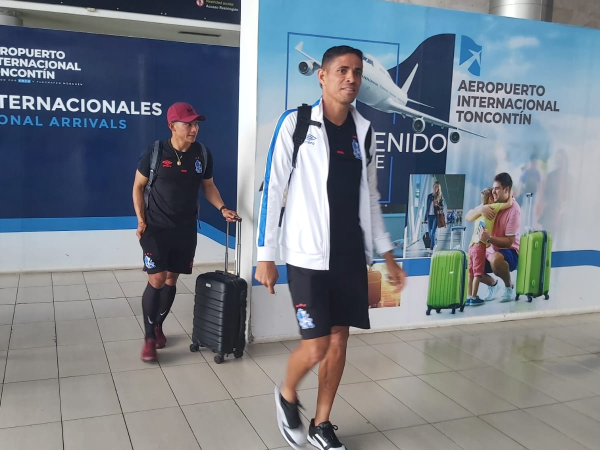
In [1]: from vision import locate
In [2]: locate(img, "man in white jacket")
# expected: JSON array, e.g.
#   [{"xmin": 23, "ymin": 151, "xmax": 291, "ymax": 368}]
[{"xmin": 255, "ymin": 45, "xmax": 406, "ymax": 450}]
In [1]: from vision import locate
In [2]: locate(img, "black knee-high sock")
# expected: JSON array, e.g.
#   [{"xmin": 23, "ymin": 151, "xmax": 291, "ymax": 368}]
[
  {"xmin": 156, "ymin": 284, "xmax": 177, "ymax": 326},
  {"xmin": 142, "ymin": 283, "xmax": 162, "ymax": 339}
]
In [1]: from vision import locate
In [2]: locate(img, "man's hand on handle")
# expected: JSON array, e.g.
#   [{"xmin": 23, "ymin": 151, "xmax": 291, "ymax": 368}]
[
  {"xmin": 255, "ymin": 261, "xmax": 279, "ymax": 294},
  {"xmin": 221, "ymin": 208, "xmax": 240, "ymax": 223}
]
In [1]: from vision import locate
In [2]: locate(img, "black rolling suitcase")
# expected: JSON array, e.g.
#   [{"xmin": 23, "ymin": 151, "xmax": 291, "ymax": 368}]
[{"xmin": 189, "ymin": 219, "xmax": 247, "ymax": 364}]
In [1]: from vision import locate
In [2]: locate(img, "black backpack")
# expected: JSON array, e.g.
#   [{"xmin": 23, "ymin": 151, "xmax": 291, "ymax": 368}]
[
  {"xmin": 144, "ymin": 140, "xmax": 208, "ymax": 226},
  {"xmin": 260, "ymin": 104, "xmax": 373, "ymax": 226}
]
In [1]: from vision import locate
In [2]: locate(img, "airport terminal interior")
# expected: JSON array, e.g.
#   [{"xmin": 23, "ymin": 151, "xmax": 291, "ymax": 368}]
[{"xmin": 3, "ymin": 0, "xmax": 600, "ymax": 449}]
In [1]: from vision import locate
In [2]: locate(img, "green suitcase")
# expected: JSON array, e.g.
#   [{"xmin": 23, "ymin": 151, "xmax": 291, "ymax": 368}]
[
  {"xmin": 515, "ymin": 193, "xmax": 552, "ymax": 303},
  {"xmin": 427, "ymin": 250, "xmax": 468, "ymax": 315}
]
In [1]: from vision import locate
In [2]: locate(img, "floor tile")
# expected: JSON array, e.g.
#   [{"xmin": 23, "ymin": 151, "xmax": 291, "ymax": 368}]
[
  {"xmin": 135, "ymin": 315, "xmax": 188, "ymax": 339},
  {"xmin": 0, "ymin": 350, "xmax": 6, "ymax": 382},
  {"xmin": 156, "ymin": 334, "xmax": 206, "ymax": 367},
  {"xmin": 0, "ymin": 274, "xmax": 19, "ymax": 288},
  {"xmin": 419, "ymin": 371, "xmax": 517, "ymax": 416},
  {"xmin": 13, "ymin": 303, "xmax": 54, "ymax": 324},
  {"xmin": 525, "ymin": 403, "xmax": 600, "ymax": 450},
  {"xmin": 339, "ymin": 432, "xmax": 399, "ymax": 449},
  {"xmin": 532, "ymin": 357, "xmax": 600, "ymax": 395},
  {"xmin": 337, "ymin": 382, "xmax": 426, "ymax": 431},
  {"xmin": 64, "ymin": 414, "xmax": 133, "ymax": 450},
  {"xmin": 539, "ymin": 336, "xmax": 590, "ymax": 358},
  {"xmin": 87, "ymin": 282, "xmax": 125, "ymax": 300},
  {"xmin": 183, "ymin": 400, "xmax": 266, "ymax": 450},
  {"xmin": 0, "ymin": 305, "xmax": 14, "ymax": 325},
  {"xmin": 52, "ymin": 271, "xmax": 85, "ymax": 286},
  {"xmin": 60, "ymin": 373, "xmax": 121, "ymax": 420},
  {"xmin": 126, "ymin": 407, "xmax": 200, "ymax": 450},
  {"xmin": 371, "ymin": 342, "xmax": 451, "ymax": 375},
  {"xmin": 209, "ymin": 356, "xmax": 275, "ymax": 398},
  {"xmin": 113, "ymin": 368, "xmax": 178, "ymax": 413},
  {"xmin": 176, "ymin": 280, "xmax": 192, "ymax": 294},
  {"xmin": 0, "ymin": 422, "xmax": 63, "ymax": 450},
  {"xmin": 378, "ymin": 376, "xmax": 472, "ymax": 423},
  {"xmin": 296, "ymin": 387, "xmax": 377, "ymax": 437},
  {"xmin": 0, "ymin": 325, "xmax": 10, "ymax": 351},
  {"xmin": 565, "ymin": 396, "xmax": 600, "ymax": 422},
  {"xmin": 163, "ymin": 363, "xmax": 230, "ymax": 405},
  {"xmin": 480, "ymin": 409, "xmax": 588, "ymax": 450},
  {"xmin": 442, "ymin": 334, "xmax": 526, "ymax": 367},
  {"xmin": 546, "ymin": 327, "xmax": 600, "ymax": 353},
  {"xmin": 16, "ymin": 286, "xmax": 53, "ymax": 304},
  {"xmin": 53, "ymin": 284, "xmax": 89, "ymax": 302},
  {"xmin": 347, "ymin": 335, "xmax": 369, "ymax": 347},
  {"xmin": 97, "ymin": 316, "xmax": 143, "ymax": 342},
  {"xmin": 357, "ymin": 332, "xmax": 401, "ymax": 345},
  {"xmin": 84, "ymin": 271, "xmax": 117, "ymax": 284},
  {"xmin": 9, "ymin": 321, "xmax": 56, "ymax": 349},
  {"xmin": 114, "ymin": 269, "xmax": 147, "ymax": 283},
  {"xmin": 128, "ymin": 297, "xmax": 143, "ymax": 315},
  {"xmin": 0, "ymin": 287, "xmax": 17, "ymax": 305},
  {"xmin": 4, "ymin": 346, "xmax": 58, "ymax": 382},
  {"xmin": 18, "ymin": 273, "xmax": 52, "ymax": 288},
  {"xmin": 57, "ymin": 342, "xmax": 110, "ymax": 377},
  {"xmin": 425, "ymin": 326, "xmax": 470, "ymax": 339},
  {"xmin": 105, "ymin": 339, "xmax": 159, "ymax": 372},
  {"xmin": 119, "ymin": 281, "xmax": 148, "ymax": 298},
  {"xmin": 245, "ymin": 341, "xmax": 291, "ymax": 358},
  {"xmin": 567, "ymin": 353, "xmax": 600, "ymax": 374},
  {"xmin": 253, "ymin": 353, "xmax": 319, "ymax": 390},
  {"xmin": 409, "ymin": 339, "xmax": 489, "ymax": 371},
  {"xmin": 384, "ymin": 424, "xmax": 462, "ymax": 450},
  {"xmin": 0, "ymin": 379, "xmax": 61, "ymax": 428},
  {"xmin": 173, "ymin": 311, "xmax": 193, "ymax": 335},
  {"xmin": 459, "ymin": 366, "xmax": 557, "ymax": 408},
  {"xmin": 346, "ymin": 345, "xmax": 411, "ymax": 381},
  {"xmin": 171, "ymin": 293, "xmax": 195, "ymax": 313},
  {"xmin": 391, "ymin": 329, "xmax": 436, "ymax": 341},
  {"xmin": 434, "ymin": 416, "xmax": 526, "ymax": 450},
  {"xmin": 282, "ymin": 339, "xmax": 301, "ymax": 352},
  {"xmin": 55, "ymin": 300, "xmax": 95, "ymax": 321},
  {"xmin": 92, "ymin": 298, "xmax": 134, "ymax": 318},
  {"xmin": 56, "ymin": 318, "xmax": 101, "ymax": 345},
  {"xmin": 236, "ymin": 393, "xmax": 310, "ymax": 449},
  {"xmin": 497, "ymin": 360, "xmax": 595, "ymax": 402}
]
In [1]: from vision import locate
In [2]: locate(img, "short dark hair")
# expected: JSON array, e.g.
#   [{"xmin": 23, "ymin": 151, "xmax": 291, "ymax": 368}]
[
  {"xmin": 321, "ymin": 45, "xmax": 363, "ymax": 69},
  {"xmin": 494, "ymin": 172, "xmax": 513, "ymax": 191}
]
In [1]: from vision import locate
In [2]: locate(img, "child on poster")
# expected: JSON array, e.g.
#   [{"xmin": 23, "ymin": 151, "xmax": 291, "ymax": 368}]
[{"xmin": 467, "ymin": 188, "xmax": 513, "ymax": 306}]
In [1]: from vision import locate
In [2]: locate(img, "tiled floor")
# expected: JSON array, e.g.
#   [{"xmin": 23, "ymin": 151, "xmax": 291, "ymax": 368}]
[{"xmin": 3, "ymin": 271, "xmax": 600, "ymax": 449}]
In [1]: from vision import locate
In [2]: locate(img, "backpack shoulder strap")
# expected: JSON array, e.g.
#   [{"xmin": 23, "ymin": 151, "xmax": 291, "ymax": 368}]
[
  {"xmin": 291, "ymin": 104, "xmax": 313, "ymax": 168},
  {"xmin": 144, "ymin": 140, "xmax": 162, "ymax": 208},
  {"xmin": 365, "ymin": 126, "xmax": 373, "ymax": 165},
  {"xmin": 196, "ymin": 142, "xmax": 209, "ymax": 228}
]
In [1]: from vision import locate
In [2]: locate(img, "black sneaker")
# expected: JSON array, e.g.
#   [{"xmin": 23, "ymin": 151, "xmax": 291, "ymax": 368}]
[
  {"xmin": 308, "ymin": 419, "xmax": 346, "ymax": 450},
  {"xmin": 274, "ymin": 386, "xmax": 307, "ymax": 450}
]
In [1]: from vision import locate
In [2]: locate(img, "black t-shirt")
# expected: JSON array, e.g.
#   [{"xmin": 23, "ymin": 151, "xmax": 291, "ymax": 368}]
[
  {"xmin": 325, "ymin": 115, "xmax": 365, "ymax": 272},
  {"xmin": 138, "ymin": 139, "xmax": 214, "ymax": 228}
]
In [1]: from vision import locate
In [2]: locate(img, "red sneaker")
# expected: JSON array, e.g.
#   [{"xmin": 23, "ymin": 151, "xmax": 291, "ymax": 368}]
[
  {"xmin": 154, "ymin": 326, "xmax": 167, "ymax": 349},
  {"xmin": 141, "ymin": 338, "xmax": 157, "ymax": 362}
]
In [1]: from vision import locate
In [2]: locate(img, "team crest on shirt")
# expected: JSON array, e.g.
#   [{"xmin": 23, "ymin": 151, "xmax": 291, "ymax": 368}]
[
  {"xmin": 144, "ymin": 255, "xmax": 156, "ymax": 269},
  {"xmin": 296, "ymin": 308, "xmax": 315, "ymax": 330},
  {"xmin": 195, "ymin": 158, "xmax": 203, "ymax": 174},
  {"xmin": 352, "ymin": 138, "xmax": 362, "ymax": 160}
]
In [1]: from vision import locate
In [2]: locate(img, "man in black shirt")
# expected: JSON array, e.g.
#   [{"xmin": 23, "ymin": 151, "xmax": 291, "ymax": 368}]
[{"xmin": 133, "ymin": 102, "xmax": 238, "ymax": 362}]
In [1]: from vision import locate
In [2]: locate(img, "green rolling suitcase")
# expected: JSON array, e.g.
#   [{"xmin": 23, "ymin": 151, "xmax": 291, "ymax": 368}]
[
  {"xmin": 516, "ymin": 193, "xmax": 552, "ymax": 302},
  {"xmin": 426, "ymin": 226, "xmax": 468, "ymax": 315}
]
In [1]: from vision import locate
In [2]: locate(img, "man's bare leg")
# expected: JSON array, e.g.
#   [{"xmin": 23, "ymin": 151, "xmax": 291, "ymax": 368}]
[
  {"xmin": 315, "ymin": 326, "xmax": 349, "ymax": 425},
  {"xmin": 490, "ymin": 252, "xmax": 511, "ymax": 287}
]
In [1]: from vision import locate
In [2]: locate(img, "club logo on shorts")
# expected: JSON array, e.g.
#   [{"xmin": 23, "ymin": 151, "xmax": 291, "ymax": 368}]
[
  {"xmin": 352, "ymin": 137, "xmax": 361, "ymax": 160},
  {"xmin": 144, "ymin": 255, "xmax": 156, "ymax": 269},
  {"xmin": 296, "ymin": 308, "xmax": 315, "ymax": 330},
  {"xmin": 195, "ymin": 159, "xmax": 203, "ymax": 174}
]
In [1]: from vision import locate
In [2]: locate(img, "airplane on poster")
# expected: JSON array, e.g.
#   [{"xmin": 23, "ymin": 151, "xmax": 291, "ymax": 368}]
[{"xmin": 295, "ymin": 42, "xmax": 485, "ymax": 143}]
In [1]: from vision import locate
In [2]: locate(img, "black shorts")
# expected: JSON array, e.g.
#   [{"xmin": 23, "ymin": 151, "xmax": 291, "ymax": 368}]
[
  {"xmin": 139, "ymin": 224, "xmax": 197, "ymax": 275},
  {"xmin": 287, "ymin": 264, "xmax": 370, "ymax": 340}
]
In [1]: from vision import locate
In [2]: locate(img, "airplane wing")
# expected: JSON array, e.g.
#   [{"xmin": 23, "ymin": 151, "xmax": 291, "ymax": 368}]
[
  {"xmin": 295, "ymin": 42, "xmax": 321, "ymax": 69},
  {"xmin": 388, "ymin": 99, "xmax": 486, "ymax": 138}
]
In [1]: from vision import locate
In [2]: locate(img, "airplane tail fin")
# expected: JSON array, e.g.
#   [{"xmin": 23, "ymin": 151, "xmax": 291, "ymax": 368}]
[
  {"xmin": 401, "ymin": 63, "xmax": 419, "ymax": 92},
  {"xmin": 295, "ymin": 42, "xmax": 304, "ymax": 52}
]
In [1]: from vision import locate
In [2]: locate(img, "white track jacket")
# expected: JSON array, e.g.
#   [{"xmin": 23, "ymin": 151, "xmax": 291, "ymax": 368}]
[{"xmin": 256, "ymin": 98, "xmax": 394, "ymax": 270}]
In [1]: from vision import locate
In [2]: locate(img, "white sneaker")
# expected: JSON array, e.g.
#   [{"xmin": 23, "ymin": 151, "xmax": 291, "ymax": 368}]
[
  {"xmin": 500, "ymin": 286, "xmax": 515, "ymax": 303},
  {"xmin": 483, "ymin": 282, "xmax": 501, "ymax": 301},
  {"xmin": 274, "ymin": 386, "xmax": 306, "ymax": 450}
]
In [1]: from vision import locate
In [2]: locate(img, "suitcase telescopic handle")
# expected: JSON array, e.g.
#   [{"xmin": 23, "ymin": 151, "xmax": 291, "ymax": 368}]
[
  {"xmin": 451, "ymin": 226, "xmax": 466, "ymax": 250},
  {"xmin": 525, "ymin": 193, "xmax": 534, "ymax": 234},
  {"xmin": 225, "ymin": 218, "xmax": 242, "ymax": 276}
]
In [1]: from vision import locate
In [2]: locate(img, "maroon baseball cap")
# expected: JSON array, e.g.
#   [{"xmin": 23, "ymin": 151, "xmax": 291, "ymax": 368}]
[{"xmin": 166, "ymin": 102, "xmax": 206, "ymax": 123}]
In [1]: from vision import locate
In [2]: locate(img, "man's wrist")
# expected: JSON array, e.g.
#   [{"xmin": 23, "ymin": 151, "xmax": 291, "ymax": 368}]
[{"xmin": 219, "ymin": 205, "xmax": 227, "ymax": 213}]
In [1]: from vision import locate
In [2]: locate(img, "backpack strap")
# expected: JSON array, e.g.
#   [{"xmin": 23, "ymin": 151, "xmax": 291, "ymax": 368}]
[
  {"xmin": 365, "ymin": 126, "xmax": 373, "ymax": 165},
  {"xmin": 196, "ymin": 142, "xmax": 208, "ymax": 230},
  {"xmin": 144, "ymin": 140, "xmax": 162, "ymax": 209},
  {"xmin": 292, "ymin": 104, "xmax": 320, "ymax": 167}
]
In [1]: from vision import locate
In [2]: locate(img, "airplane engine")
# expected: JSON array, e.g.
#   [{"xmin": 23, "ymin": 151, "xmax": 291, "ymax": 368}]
[
  {"xmin": 412, "ymin": 118, "xmax": 425, "ymax": 133},
  {"xmin": 298, "ymin": 60, "xmax": 317, "ymax": 76},
  {"xmin": 449, "ymin": 131, "xmax": 460, "ymax": 144}
]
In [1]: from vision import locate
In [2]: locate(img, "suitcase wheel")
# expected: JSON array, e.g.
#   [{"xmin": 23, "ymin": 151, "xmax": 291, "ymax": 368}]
[
  {"xmin": 190, "ymin": 344, "xmax": 200, "ymax": 353},
  {"xmin": 459, "ymin": 304, "xmax": 465, "ymax": 313},
  {"xmin": 527, "ymin": 295, "xmax": 533, "ymax": 303},
  {"xmin": 214, "ymin": 354, "xmax": 225, "ymax": 364},
  {"xmin": 544, "ymin": 293, "xmax": 550, "ymax": 300},
  {"xmin": 516, "ymin": 294, "xmax": 520, "ymax": 301},
  {"xmin": 234, "ymin": 350, "xmax": 244, "ymax": 359},
  {"xmin": 436, "ymin": 309, "xmax": 441, "ymax": 314},
  {"xmin": 451, "ymin": 308, "xmax": 456, "ymax": 314},
  {"xmin": 426, "ymin": 307, "xmax": 432, "ymax": 316}
]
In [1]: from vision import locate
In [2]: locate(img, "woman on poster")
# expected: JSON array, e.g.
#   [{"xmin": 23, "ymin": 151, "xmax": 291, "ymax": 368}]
[{"xmin": 425, "ymin": 181, "xmax": 445, "ymax": 251}]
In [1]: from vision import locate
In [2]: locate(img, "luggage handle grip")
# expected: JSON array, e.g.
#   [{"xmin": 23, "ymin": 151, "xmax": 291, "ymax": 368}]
[{"xmin": 225, "ymin": 218, "xmax": 242, "ymax": 277}]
